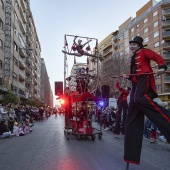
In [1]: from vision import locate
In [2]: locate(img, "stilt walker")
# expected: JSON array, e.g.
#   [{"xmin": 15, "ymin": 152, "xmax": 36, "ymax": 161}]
[{"xmin": 123, "ymin": 36, "xmax": 170, "ymax": 169}]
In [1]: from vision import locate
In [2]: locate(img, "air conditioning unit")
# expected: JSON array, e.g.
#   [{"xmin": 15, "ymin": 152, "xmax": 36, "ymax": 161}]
[{"xmin": 163, "ymin": 16, "xmax": 166, "ymax": 21}]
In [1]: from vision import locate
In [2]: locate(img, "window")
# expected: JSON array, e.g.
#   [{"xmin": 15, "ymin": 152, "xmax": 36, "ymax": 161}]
[
  {"xmin": 131, "ymin": 28, "xmax": 134, "ymax": 33},
  {"xmin": 144, "ymin": 37, "xmax": 149, "ymax": 43},
  {"xmin": 13, "ymin": 73, "xmax": 17, "ymax": 81},
  {"xmin": 119, "ymin": 43, "xmax": 123, "ymax": 49},
  {"xmin": 136, "ymin": 24, "xmax": 139, "ymax": 28},
  {"xmin": 14, "ymin": 42, "xmax": 18, "ymax": 51},
  {"xmin": 154, "ymin": 31, "xmax": 159, "ymax": 38},
  {"xmin": 0, "ymin": 0, "xmax": 4, "ymax": 10},
  {"xmin": 0, "ymin": 60, "xmax": 2, "ymax": 70},
  {"xmin": 0, "ymin": 18, "xmax": 3, "ymax": 30},
  {"xmin": 154, "ymin": 21, "xmax": 158, "ymax": 27},
  {"xmin": 144, "ymin": 27, "xmax": 148, "ymax": 33},
  {"xmin": 144, "ymin": 18, "xmax": 148, "ymax": 23},
  {"xmin": 154, "ymin": 42, "xmax": 159, "ymax": 48},
  {"xmin": 156, "ymin": 85, "xmax": 161, "ymax": 90},
  {"xmin": 155, "ymin": 75, "xmax": 160, "ymax": 79},
  {"xmin": 0, "ymin": 39, "xmax": 3, "ymax": 49},
  {"xmin": 13, "ymin": 57, "xmax": 18, "ymax": 66},
  {"xmin": 153, "ymin": 11, "xmax": 158, "ymax": 17},
  {"xmin": 120, "ymin": 52, "xmax": 123, "ymax": 56},
  {"xmin": 119, "ymin": 36, "xmax": 123, "ymax": 40}
]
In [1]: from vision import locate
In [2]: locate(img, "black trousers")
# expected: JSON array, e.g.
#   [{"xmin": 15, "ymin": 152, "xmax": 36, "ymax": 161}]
[
  {"xmin": 113, "ymin": 101, "xmax": 128, "ymax": 135},
  {"xmin": 124, "ymin": 75, "xmax": 170, "ymax": 164}
]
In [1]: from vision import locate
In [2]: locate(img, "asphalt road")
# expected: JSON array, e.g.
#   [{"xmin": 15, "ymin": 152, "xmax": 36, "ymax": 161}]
[{"xmin": 0, "ymin": 115, "xmax": 170, "ymax": 170}]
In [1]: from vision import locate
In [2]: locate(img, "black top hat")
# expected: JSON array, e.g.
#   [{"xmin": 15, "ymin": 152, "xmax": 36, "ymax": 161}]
[{"xmin": 129, "ymin": 36, "xmax": 143, "ymax": 47}]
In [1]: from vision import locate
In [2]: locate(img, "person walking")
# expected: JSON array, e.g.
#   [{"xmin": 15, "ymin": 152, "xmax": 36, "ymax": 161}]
[{"xmin": 113, "ymin": 80, "xmax": 130, "ymax": 136}]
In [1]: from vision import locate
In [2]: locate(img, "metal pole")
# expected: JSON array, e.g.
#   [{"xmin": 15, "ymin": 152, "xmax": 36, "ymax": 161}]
[
  {"xmin": 64, "ymin": 35, "xmax": 66, "ymax": 92},
  {"xmin": 65, "ymin": 34, "xmax": 98, "ymax": 40}
]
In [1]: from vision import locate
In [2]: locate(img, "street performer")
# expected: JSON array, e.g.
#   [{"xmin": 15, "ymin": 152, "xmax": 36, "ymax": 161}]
[
  {"xmin": 123, "ymin": 36, "xmax": 170, "ymax": 168},
  {"xmin": 113, "ymin": 80, "xmax": 130, "ymax": 136}
]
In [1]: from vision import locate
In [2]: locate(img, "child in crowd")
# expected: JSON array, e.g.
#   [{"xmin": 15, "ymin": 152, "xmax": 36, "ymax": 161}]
[{"xmin": 23, "ymin": 122, "xmax": 32, "ymax": 134}]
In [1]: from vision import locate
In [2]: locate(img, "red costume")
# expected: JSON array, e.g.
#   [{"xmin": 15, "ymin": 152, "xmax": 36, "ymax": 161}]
[
  {"xmin": 124, "ymin": 47, "xmax": 170, "ymax": 165},
  {"xmin": 113, "ymin": 81, "xmax": 129, "ymax": 135}
]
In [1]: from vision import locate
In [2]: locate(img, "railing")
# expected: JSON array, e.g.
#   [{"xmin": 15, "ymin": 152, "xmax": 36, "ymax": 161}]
[
  {"xmin": 103, "ymin": 48, "xmax": 112, "ymax": 56},
  {"xmin": 164, "ymin": 88, "xmax": 170, "ymax": 93},
  {"xmin": 164, "ymin": 53, "xmax": 170, "ymax": 59},
  {"xmin": 162, "ymin": 20, "xmax": 170, "ymax": 26},
  {"xmin": 162, "ymin": 9, "xmax": 170, "ymax": 14},
  {"xmin": 162, "ymin": 0, "xmax": 170, "ymax": 5},
  {"xmin": 162, "ymin": 42, "xmax": 170, "ymax": 47},
  {"xmin": 164, "ymin": 76, "xmax": 170, "ymax": 81},
  {"xmin": 163, "ymin": 31, "xmax": 170, "ymax": 37}
]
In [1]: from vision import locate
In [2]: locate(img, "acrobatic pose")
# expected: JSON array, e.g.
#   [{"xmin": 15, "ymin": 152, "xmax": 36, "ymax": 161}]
[
  {"xmin": 62, "ymin": 36, "xmax": 97, "ymax": 57},
  {"xmin": 123, "ymin": 36, "xmax": 170, "ymax": 169}
]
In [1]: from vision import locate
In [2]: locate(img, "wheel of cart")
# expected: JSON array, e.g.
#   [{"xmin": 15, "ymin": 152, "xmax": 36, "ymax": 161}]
[
  {"xmin": 98, "ymin": 133, "xmax": 102, "ymax": 140},
  {"xmin": 91, "ymin": 134, "xmax": 95, "ymax": 141}
]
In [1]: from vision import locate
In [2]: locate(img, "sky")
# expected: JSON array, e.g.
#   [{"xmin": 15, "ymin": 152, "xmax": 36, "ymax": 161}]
[{"xmin": 30, "ymin": 0, "xmax": 155, "ymax": 103}]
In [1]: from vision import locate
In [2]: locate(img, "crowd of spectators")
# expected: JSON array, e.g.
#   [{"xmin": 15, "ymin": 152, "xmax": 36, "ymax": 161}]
[
  {"xmin": 96, "ymin": 104, "xmax": 169, "ymax": 144},
  {"xmin": 0, "ymin": 103, "xmax": 54, "ymax": 139}
]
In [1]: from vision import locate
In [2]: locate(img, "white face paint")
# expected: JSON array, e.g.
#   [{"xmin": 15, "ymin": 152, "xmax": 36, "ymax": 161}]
[{"xmin": 130, "ymin": 43, "xmax": 140, "ymax": 53}]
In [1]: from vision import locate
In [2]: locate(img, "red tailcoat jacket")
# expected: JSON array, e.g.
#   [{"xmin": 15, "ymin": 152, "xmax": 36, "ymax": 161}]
[{"xmin": 130, "ymin": 48, "xmax": 167, "ymax": 94}]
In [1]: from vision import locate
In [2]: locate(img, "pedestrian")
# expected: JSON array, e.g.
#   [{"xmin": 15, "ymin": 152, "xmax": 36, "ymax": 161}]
[
  {"xmin": 113, "ymin": 80, "xmax": 130, "ymax": 136},
  {"xmin": 0, "ymin": 120, "xmax": 11, "ymax": 139},
  {"xmin": 123, "ymin": 36, "xmax": 170, "ymax": 168}
]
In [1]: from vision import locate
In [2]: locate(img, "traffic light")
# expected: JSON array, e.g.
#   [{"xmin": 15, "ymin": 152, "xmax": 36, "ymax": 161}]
[
  {"xmin": 60, "ymin": 99, "xmax": 65, "ymax": 105},
  {"xmin": 55, "ymin": 81, "xmax": 63, "ymax": 96}
]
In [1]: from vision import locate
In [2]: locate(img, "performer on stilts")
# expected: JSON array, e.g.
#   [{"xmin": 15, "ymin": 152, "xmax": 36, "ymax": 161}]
[
  {"xmin": 62, "ymin": 36, "xmax": 97, "ymax": 57},
  {"xmin": 113, "ymin": 80, "xmax": 130, "ymax": 137},
  {"xmin": 123, "ymin": 36, "xmax": 170, "ymax": 169}
]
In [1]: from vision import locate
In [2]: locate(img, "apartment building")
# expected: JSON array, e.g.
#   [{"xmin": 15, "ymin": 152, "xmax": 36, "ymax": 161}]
[
  {"xmin": 98, "ymin": 0, "xmax": 170, "ymax": 103},
  {"xmin": 0, "ymin": 0, "xmax": 41, "ymax": 101},
  {"xmin": 41, "ymin": 58, "xmax": 53, "ymax": 107}
]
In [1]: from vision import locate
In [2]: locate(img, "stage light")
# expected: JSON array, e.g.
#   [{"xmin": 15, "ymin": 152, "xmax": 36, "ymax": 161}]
[
  {"xmin": 99, "ymin": 101, "xmax": 104, "ymax": 106},
  {"xmin": 60, "ymin": 99, "xmax": 65, "ymax": 105}
]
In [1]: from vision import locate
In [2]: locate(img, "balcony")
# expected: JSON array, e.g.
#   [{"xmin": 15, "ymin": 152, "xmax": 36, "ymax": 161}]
[
  {"xmin": 162, "ymin": 9, "xmax": 170, "ymax": 17},
  {"xmin": 162, "ymin": 31, "xmax": 170, "ymax": 40},
  {"xmin": 20, "ymin": 8, "xmax": 26, "ymax": 24},
  {"xmin": 19, "ymin": 69, "xmax": 25, "ymax": 81},
  {"xmin": 164, "ymin": 76, "xmax": 170, "ymax": 83},
  {"xmin": 162, "ymin": 42, "xmax": 170, "ymax": 50},
  {"xmin": 19, "ymin": 20, "xmax": 26, "ymax": 35},
  {"xmin": 103, "ymin": 48, "xmax": 112, "ymax": 57},
  {"xmin": 162, "ymin": 20, "xmax": 170, "ymax": 28},
  {"xmin": 20, "ymin": 0, "xmax": 27, "ymax": 10},
  {"xmin": 164, "ymin": 88, "xmax": 170, "ymax": 93},
  {"xmin": 19, "ymin": 56, "xmax": 25, "ymax": 69},
  {"xmin": 161, "ymin": 0, "xmax": 170, "ymax": 8},
  {"xmin": 103, "ymin": 42, "xmax": 112, "ymax": 51},
  {"xmin": 163, "ymin": 53, "xmax": 170, "ymax": 60}
]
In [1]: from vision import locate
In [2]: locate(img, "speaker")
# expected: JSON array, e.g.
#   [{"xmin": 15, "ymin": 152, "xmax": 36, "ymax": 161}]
[
  {"xmin": 101, "ymin": 85, "xmax": 110, "ymax": 98},
  {"xmin": 55, "ymin": 81, "xmax": 63, "ymax": 96}
]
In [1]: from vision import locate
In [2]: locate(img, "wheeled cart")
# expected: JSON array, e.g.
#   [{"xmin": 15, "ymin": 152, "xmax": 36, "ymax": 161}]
[{"xmin": 64, "ymin": 100, "xmax": 102, "ymax": 141}]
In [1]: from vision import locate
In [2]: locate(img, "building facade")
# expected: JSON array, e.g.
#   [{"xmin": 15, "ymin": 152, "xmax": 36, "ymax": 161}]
[
  {"xmin": 98, "ymin": 0, "xmax": 170, "ymax": 103},
  {"xmin": 41, "ymin": 58, "xmax": 53, "ymax": 107},
  {"xmin": 0, "ymin": 0, "xmax": 41, "ymax": 101}
]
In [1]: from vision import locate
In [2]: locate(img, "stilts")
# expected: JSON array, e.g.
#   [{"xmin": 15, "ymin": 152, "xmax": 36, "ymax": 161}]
[{"xmin": 125, "ymin": 163, "xmax": 129, "ymax": 170}]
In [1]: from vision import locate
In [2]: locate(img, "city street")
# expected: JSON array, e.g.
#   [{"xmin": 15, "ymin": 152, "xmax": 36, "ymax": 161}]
[{"xmin": 0, "ymin": 115, "xmax": 170, "ymax": 170}]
